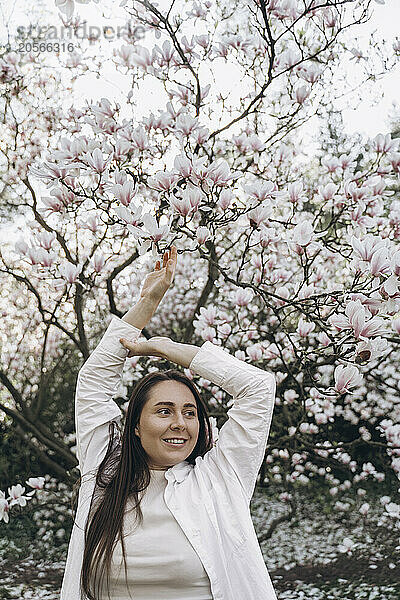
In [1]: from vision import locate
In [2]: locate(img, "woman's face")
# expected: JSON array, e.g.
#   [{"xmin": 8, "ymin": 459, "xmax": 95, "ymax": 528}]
[{"xmin": 134, "ymin": 380, "xmax": 200, "ymax": 470}]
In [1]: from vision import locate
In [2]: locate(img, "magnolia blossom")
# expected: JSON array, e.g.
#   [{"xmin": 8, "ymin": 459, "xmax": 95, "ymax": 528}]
[
  {"xmin": 112, "ymin": 180, "xmax": 136, "ymax": 206},
  {"xmin": 243, "ymin": 180, "xmax": 276, "ymax": 204},
  {"xmin": 8, "ymin": 484, "xmax": 31, "ymax": 508},
  {"xmin": 338, "ymin": 537, "xmax": 356, "ymax": 554},
  {"xmin": 206, "ymin": 159, "xmax": 241, "ymax": 187},
  {"xmin": 148, "ymin": 170, "xmax": 179, "ymax": 191},
  {"xmin": 234, "ymin": 288, "xmax": 253, "ymax": 307},
  {"xmin": 385, "ymin": 502, "xmax": 400, "ymax": 519},
  {"xmin": 59, "ymin": 262, "xmax": 82, "ymax": 284},
  {"xmin": 196, "ymin": 226, "xmax": 211, "ymax": 245},
  {"xmin": 334, "ymin": 364, "xmax": 363, "ymax": 394},
  {"xmin": 294, "ymin": 84, "xmax": 310, "ymax": 104},
  {"xmin": 292, "ymin": 220, "xmax": 316, "ymax": 246},
  {"xmin": 372, "ymin": 133, "xmax": 398, "ymax": 154},
  {"xmin": 90, "ymin": 251, "xmax": 105, "ymax": 273},
  {"xmin": 83, "ymin": 148, "xmax": 111, "ymax": 174},
  {"xmin": 115, "ymin": 204, "xmax": 143, "ymax": 227},
  {"xmin": 328, "ymin": 299, "xmax": 386, "ymax": 340},
  {"xmin": 217, "ymin": 189, "xmax": 233, "ymax": 210},
  {"xmin": 297, "ymin": 318, "xmax": 315, "ymax": 338},
  {"xmin": 248, "ymin": 201, "xmax": 272, "ymax": 227}
]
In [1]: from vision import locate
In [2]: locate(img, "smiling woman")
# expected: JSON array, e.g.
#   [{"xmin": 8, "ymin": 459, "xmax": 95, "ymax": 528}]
[{"xmin": 60, "ymin": 245, "xmax": 278, "ymax": 600}]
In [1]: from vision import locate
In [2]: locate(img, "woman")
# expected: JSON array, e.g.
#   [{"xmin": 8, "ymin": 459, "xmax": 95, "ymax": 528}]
[{"xmin": 60, "ymin": 245, "xmax": 278, "ymax": 600}]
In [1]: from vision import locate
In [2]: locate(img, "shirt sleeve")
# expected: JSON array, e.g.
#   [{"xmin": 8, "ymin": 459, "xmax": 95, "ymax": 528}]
[
  {"xmin": 75, "ymin": 315, "xmax": 142, "ymax": 477},
  {"xmin": 189, "ymin": 340, "xmax": 276, "ymax": 504}
]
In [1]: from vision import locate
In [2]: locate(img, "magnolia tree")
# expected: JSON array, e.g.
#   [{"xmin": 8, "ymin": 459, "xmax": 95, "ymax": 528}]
[{"xmin": 1, "ymin": 0, "xmax": 400, "ymax": 534}]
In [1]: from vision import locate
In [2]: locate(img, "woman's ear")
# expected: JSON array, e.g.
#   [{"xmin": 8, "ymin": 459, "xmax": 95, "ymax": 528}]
[{"xmin": 135, "ymin": 425, "xmax": 140, "ymax": 437}]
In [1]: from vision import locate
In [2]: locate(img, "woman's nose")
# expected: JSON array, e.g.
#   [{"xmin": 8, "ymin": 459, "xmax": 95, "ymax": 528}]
[{"xmin": 171, "ymin": 414, "xmax": 186, "ymax": 428}]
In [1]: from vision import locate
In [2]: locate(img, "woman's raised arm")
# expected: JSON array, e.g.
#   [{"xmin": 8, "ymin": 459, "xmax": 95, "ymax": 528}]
[{"xmin": 121, "ymin": 245, "xmax": 177, "ymax": 330}]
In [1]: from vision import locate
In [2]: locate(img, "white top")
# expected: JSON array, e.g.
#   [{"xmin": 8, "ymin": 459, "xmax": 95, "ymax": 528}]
[
  {"xmin": 60, "ymin": 315, "xmax": 278, "ymax": 600},
  {"xmin": 100, "ymin": 468, "xmax": 213, "ymax": 599}
]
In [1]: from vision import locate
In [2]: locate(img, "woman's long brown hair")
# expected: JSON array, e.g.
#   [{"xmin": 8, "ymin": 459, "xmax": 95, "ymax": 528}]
[{"xmin": 71, "ymin": 368, "xmax": 213, "ymax": 600}]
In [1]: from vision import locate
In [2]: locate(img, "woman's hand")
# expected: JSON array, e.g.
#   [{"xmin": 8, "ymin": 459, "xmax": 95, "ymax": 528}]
[
  {"xmin": 119, "ymin": 336, "xmax": 173, "ymax": 359},
  {"xmin": 139, "ymin": 245, "xmax": 177, "ymax": 305}
]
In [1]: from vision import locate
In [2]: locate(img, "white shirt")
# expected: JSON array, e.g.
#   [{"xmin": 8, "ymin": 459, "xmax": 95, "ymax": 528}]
[
  {"xmin": 60, "ymin": 315, "xmax": 278, "ymax": 600},
  {"xmin": 100, "ymin": 468, "xmax": 213, "ymax": 600}
]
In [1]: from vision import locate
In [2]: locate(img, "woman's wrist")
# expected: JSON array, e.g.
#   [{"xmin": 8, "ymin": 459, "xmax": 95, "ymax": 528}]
[{"xmin": 121, "ymin": 296, "xmax": 161, "ymax": 330}]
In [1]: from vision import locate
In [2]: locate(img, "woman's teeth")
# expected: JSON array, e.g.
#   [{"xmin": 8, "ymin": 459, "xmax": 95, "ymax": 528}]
[{"xmin": 163, "ymin": 439, "xmax": 186, "ymax": 445}]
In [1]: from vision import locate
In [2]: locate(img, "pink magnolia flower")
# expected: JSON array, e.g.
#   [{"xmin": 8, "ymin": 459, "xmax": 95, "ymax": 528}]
[
  {"xmin": 248, "ymin": 202, "xmax": 272, "ymax": 227},
  {"xmin": 41, "ymin": 195, "xmax": 64, "ymax": 214},
  {"xmin": 217, "ymin": 189, "xmax": 233, "ymax": 210},
  {"xmin": 37, "ymin": 231, "xmax": 56, "ymax": 250},
  {"xmin": 234, "ymin": 288, "xmax": 253, "ymax": 307},
  {"xmin": 391, "ymin": 318, "xmax": 400, "ymax": 334},
  {"xmin": 382, "ymin": 274, "xmax": 400, "ymax": 297},
  {"xmin": 131, "ymin": 46, "xmax": 155, "ymax": 70},
  {"xmin": 154, "ymin": 40, "xmax": 176, "ymax": 67},
  {"xmin": 355, "ymin": 337, "xmax": 388, "ymax": 362},
  {"xmin": 207, "ymin": 160, "xmax": 241, "ymax": 186},
  {"xmin": 198, "ymin": 305, "xmax": 218, "ymax": 326},
  {"xmin": 248, "ymin": 134, "xmax": 265, "ymax": 152},
  {"xmin": 389, "ymin": 152, "xmax": 400, "ymax": 173},
  {"xmin": 243, "ymin": 180, "xmax": 276, "ymax": 203},
  {"xmin": 148, "ymin": 170, "xmax": 179, "ymax": 191},
  {"xmin": 196, "ymin": 226, "xmax": 211, "ymax": 245},
  {"xmin": 113, "ymin": 140, "xmax": 131, "ymax": 161},
  {"xmin": 370, "ymin": 247, "xmax": 391, "ymax": 276},
  {"xmin": 26, "ymin": 477, "xmax": 45, "ymax": 489},
  {"xmin": 26, "ymin": 247, "xmax": 49, "ymax": 266},
  {"xmin": 112, "ymin": 180, "xmax": 136, "ymax": 206},
  {"xmin": 351, "ymin": 234, "xmax": 388, "ymax": 263},
  {"xmin": 83, "ymin": 148, "xmax": 111, "ymax": 174},
  {"xmin": 79, "ymin": 214, "xmax": 100, "ymax": 233},
  {"xmin": 334, "ymin": 364, "xmax": 363, "ymax": 394},
  {"xmin": 174, "ymin": 154, "xmax": 193, "ymax": 178},
  {"xmin": 328, "ymin": 300, "xmax": 385, "ymax": 340},
  {"xmin": 297, "ymin": 318, "xmax": 315, "ymax": 338},
  {"xmin": 141, "ymin": 213, "xmax": 171, "ymax": 244},
  {"xmin": 115, "ymin": 204, "xmax": 143, "ymax": 227},
  {"xmin": 90, "ymin": 251, "xmax": 105, "ymax": 273},
  {"xmin": 373, "ymin": 133, "xmax": 398, "ymax": 154},
  {"xmin": 170, "ymin": 195, "xmax": 194, "ymax": 217},
  {"xmin": 246, "ymin": 344, "xmax": 263, "ymax": 361},
  {"xmin": 208, "ymin": 416, "xmax": 219, "ymax": 446},
  {"xmin": 219, "ymin": 323, "xmax": 231, "ymax": 338},
  {"xmin": 15, "ymin": 238, "xmax": 29, "ymax": 255},
  {"xmin": 287, "ymin": 181, "xmax": 307, "ymax": 205},
  {"xmin": 295, "ymin": 84, "xmax": 310, "ymax": 104},
  {"xmin": 292, "ymin": 221, "xmax": 315, "ymax": 246},
  {"xmin": 174, "ymin": 113, "xmax": 199, "ymax": 137},
  {"xmin": 60, "ymin": 262, "xmax": 81, "ymax": 284},
  {"xmin": 8, "ymin": 484, "xmax": 31, "ymax": 508},
  {"xmin": 131, "ymin": 126, "xmax": 149, "ymax": 151},
  {"xmin": 338, "ymin": 537, "xmax": 355, "ymax": 555}
]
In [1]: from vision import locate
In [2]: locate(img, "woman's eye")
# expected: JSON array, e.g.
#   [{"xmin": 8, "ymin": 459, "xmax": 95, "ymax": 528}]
[{"xmin": 158, "ymin": 409, "xmax": 196, "ymax": 416}]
